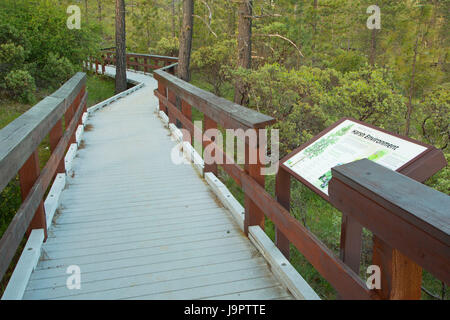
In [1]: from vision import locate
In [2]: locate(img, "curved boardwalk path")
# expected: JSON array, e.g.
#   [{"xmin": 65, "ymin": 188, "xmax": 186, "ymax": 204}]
[{"xmin": 22, "ymin": 68, "xmax": 295, "ymax": 300}]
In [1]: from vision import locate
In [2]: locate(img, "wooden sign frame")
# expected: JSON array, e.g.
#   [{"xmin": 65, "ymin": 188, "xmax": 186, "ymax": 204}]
[{"xmin": 279, "ymin": 117, "xmax": 444, "ymax": 201}]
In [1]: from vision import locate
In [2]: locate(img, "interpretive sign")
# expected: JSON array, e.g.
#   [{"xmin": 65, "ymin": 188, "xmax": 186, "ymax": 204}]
[{"xmin": 281, "ymin": 118, "xmax": 431, "ymax": 198}]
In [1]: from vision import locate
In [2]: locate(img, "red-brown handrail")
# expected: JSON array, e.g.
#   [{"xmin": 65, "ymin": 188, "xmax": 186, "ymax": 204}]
[
  {"xmin": 88, "ymin": 50, "xmax": 179, "ymax": 75},
  {"xmin": 0, "ymin": 73, "xmax": 87, "ymax": 282}
]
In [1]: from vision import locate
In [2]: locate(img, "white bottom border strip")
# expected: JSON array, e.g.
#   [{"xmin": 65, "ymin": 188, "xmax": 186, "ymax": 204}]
[{"xmin": 1, "ymin": 229, "xmax": 45, "ymax": 300}]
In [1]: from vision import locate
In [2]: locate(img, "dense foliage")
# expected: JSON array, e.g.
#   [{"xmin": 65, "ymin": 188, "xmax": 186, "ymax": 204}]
[{"xmin": 0, "ymin": 0, "xmax": 101, "ymax": 101}]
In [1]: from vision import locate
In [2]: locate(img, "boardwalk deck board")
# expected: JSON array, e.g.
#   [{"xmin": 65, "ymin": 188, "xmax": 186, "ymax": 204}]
[{"xmin": 22, "ymin": 68, "xmax": 296, "ymax": 300}]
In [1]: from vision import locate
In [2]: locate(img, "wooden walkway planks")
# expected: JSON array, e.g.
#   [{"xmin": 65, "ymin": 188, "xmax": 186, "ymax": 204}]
[{"xmin": 22, "ymin": 68, "xmax": 295, "ymax": 300}]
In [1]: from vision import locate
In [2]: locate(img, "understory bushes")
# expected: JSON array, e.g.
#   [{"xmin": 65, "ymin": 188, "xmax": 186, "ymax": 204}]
[{"xmin": 0, "ymin": 0, "xmax": 101, "ymax": 103}]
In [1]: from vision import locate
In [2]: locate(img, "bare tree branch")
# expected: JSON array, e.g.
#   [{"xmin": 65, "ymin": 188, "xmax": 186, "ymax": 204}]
[
  {"xmin": 193, "ymin": 14, "xmax": 217, "ymax": 38},
  {"xmin": 254, "ymin": 33, "xmax": 304, "ymax": 57},
  {"xmin": 244, "ymin": 14, "xmax": 282, "ymax": 19},
  {"xmin": 200, "ymin": 0, "xmax": 213, "ymax": 23}
]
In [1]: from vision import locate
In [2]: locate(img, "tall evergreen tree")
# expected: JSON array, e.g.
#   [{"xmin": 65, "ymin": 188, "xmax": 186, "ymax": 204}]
[
  {"xmin": 234, "ymin": 0, "xmax": 252, "ymax": 105},
  {"xmin": 115, "ymin": 0, "xmax": 127, "ymax": 93},
  {"xmin": 177, "ymin": 0, "xmax": 194, "ymax": 81}
]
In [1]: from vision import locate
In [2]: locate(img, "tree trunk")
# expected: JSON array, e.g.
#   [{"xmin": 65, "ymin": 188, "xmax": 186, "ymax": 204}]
[
  {"xmin": 178, "ymin": 0, "xmax": 194, "ymax": 82},
  {"xmin": 85, "ymin": 0, "xmax": 89, "ymax": 23},
  {"xmin": 234, "ymin": 0, "xmax": 252, "ymax": 106},
  {"xmin": 369, "ymin": 2, "xmax": 379, "ymax": 66},
  {"xmin": 97, "ymin": 0, "xmax": 102, "ymax": 22},
  {"xmin": 172, "ymin": 0, "xmax": 176, "ymax": 38},
  {"xmin": 312, "ymin": 0, "xmax": 318, "ymax": 53},
  {"xmin": 369, "ymin": 29, "xmax": 378, "ymax": 66},
  {"xmin": 115, "ymin": 0, "xmax": 127, "ymax": 94},
  {"xmin": 226, "ymin": 1, "xmax": 236, "ymax": 36},
  {"xmin": 405, "ymin": 35, "xmax": 419, "ymax": 136}
]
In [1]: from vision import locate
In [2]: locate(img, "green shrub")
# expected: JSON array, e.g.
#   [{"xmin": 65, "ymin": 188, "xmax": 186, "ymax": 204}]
[
  {"xmin": 151, "ymin": 37, "xmax": 179, "ymax": 57},
  {"xmin": 2, "ymin": 69, "xmax": 36, "ymax": 103},
  {"xmin": 419, "ymin": 83, "xmax": 450, "ymax": 150},
  {"xmin": 329, "ymin": 50, "xmax": 368, "ymax": 73},
  {"xmin": 232, "ymin": 63, "xmax": 406, "ymax": 157},
  {"xmin": 0, "ymin": 24, "xmax": 29, "ymax": 49},
  {"xmin": 40, "ymin": 52, "xmax": 75, "ymax": 89},
  {"xmin": 191, "ymin": 40, "xmax": 236, "ymax": 95},
  {"xmin": 0, "ymin": 43, "xmax": 26, "ymax": 78}
]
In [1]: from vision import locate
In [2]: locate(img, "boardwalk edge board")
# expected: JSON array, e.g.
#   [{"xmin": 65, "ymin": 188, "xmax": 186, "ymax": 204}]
[
  {"xmin": 183, "ymin": 142, "xmax": 204, "ymax": 176},
  {"xmin": 87, "ymin": 83, "xmax": 145, "ymax": 114},
  {"xmin": 64, "ymin": 143, "xmax": 78, "ymax": 175},
  {"xmin": 248, "ymin": 226, "xmax": 321, "ymax": 301},
  {"xmin": 205, "ymin": 172, "xmax": 245, "ymax": 232},
  {"xmin": 86, "ymin": 63, "xmax": 145, "ymax": 115},
  {"xmin": 157, "ymin": 108, "xmax": 205, "ymax": 176},
  {"xmin": 81, "ymin": 112, "xmax": 88, "ymax": 125},
  {"xmin": 204, "ymin": 171, "xmax": 319, "ymax": 300},
  {"xmin": 75, "ymin": 124, "xmax": 84, "ymax": 146},
  {"xmin": 1, "ymin": 229, "xmax": 45, "ymax": 300},
  {"xmin": 159, "ymin": 110, "xmax": 169, "ymax": 125},
  {"xmin": 44, "ymin": 173, "xmax": 66, "ymax": 229}
]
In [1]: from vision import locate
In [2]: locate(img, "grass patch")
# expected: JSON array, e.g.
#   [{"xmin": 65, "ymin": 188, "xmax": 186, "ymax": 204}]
[{"xmin": 86, "ymin": 74, "xmax": 116, "ymax": 107}]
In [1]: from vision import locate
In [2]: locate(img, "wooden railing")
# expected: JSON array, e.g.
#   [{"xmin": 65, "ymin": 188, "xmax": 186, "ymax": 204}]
[
  {"xmin": 329, "ymin": 159, "xmax": 449, "ymax": 299},
  {"xmin": 87, "ymin": 50, "xmax": 179, "ymax": 75},
  {"xmin": 153, "ymin": 65, "xmax": 449, "ymax": 299},
  {"xmin": 0, "ymin": 73, "xmax": 87, "ymax": 281}
]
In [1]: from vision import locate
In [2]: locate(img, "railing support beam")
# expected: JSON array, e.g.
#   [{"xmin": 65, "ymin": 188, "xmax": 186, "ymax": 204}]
[
  {"xmin": 339, "ymin": 214, "xmax": 363, "ymax": 274},
  {"xmin": 244, "ymin": 129, "xmax": 265, "ymax": 235},
  {"xmin": 275, "ymin": 167, "xmax": 291, "ymax": 259},
  {"xmin": 49, "ymin": 120, "xmax": 65, "ymax": 176},
  {"xmin": 18, "ymin": 152, "xmax": 47, "ymax": 240},
  {"xmin": 372, "ymin": 236, "xmax": 422, "ymax": 299},
  {"xmin": 203, "ymin": 115, "xmax": 218, "ymax": 176},
  {"xmin": 181, "ymin": 100, "xmax": 192, "ymax": 143}
]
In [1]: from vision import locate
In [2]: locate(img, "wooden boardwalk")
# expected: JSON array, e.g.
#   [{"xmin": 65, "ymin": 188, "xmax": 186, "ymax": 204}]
[{"xmin": 21, "ymin": 69, "xmax": 296, "ymax": 300}]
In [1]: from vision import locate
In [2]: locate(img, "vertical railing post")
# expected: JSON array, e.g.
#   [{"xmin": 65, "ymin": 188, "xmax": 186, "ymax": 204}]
[
  {"xmin": 275, "ymin": 167, "xmax": 291, "ymax": 259},
  {"xmin": 65, "ymin": 95, "xmax": 79, "ymax": 145},
  {"xmin": 101, "ymin": 55, "xmax": 106, "ymax": 74},
  {"xmin": 19, "ymin": 152, "xmax": 47, "ymax": 239},
  {"xmin": 181, "ymin": 100, "xmax": 192, "ymax": 143},
  {"xmin": 167, "ymin": 88, "xmax": 176, "ymax": 124},
  {"xmin": 339, "ymin": 215, "xmax": 363, "ymax": 274},
  {"xmin": 372, "ymin": 236, "xmax": 422, "ymax": 299},
  {"xmin": 49, "ymin": 119, "xmax": 66, "ymax": 176},
  {"xmin": 244, "ymin": 129, "xmax": 265, "ymax": 236},
  {"xmin": 95, "ymin": 59, "xmax": 99, "ymax": 75},
  {"xmin": 157, "ymin": 81, "xmax": 166, "ymax": 113},
  {"xmin": 65, "ymin": 103, "xmax": 74, "ymax": 140},
  {"xmin": 144, "ymin": 57, "xmax": 149, "ymax": 73},
  {"xmin": 81, "ymin": 85, "xmax": 87, "ymax": 113},
  {"xmin": 169, "ymin": 65, "xmax": 175, "ymax": 75},
  {"xmin": 203, "ymin": 115, "xmax": 218, "ymax": 175}
]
